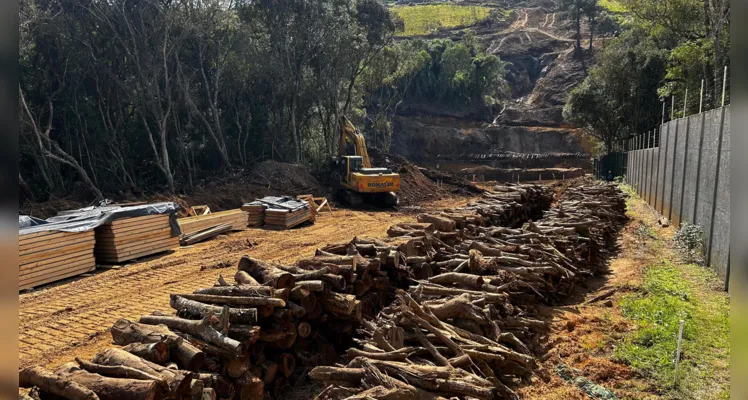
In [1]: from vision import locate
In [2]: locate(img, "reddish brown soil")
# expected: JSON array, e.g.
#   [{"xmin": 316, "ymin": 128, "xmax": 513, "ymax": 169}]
[
  {"xmin": 18, "ymin": 197, "xmax": 471, "ymax": 370},
  {"xmin": 517, "ymin": 192, "xmax": 674, "ymax": 399}
]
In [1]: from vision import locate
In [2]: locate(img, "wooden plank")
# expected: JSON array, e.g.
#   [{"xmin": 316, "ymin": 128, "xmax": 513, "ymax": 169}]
[
  {"xmin": 106, "ymin": 214, "xmax": 170, "ymax": 228},
  {"xmin": 178, "ymin": 213, "xmax": 246, "ymax": 226},
  {"xmin": 20, "ymin": 257, "xmax": 95, "ymax": 282},
  {"xmin": 19, "ymin": 229, "xmax": 76, "ymax": 241},
  {"xmin": 180, "ymin": 223, "xmax": 232, "ymax": 246},
  {"xmin": 179, "ymin": 217, "xmax": 244, "ymax": 229},
  {"xmin": 20, "ymin": 233, "xmax": 94, "ymax": 253},
  {"xmin": 20, "ymin": 255, "xmax": 92, "ymax": 279},
  {"xmin": 96, "ymin": 219, "xmax": 172, "ymax": 235},
  {"xmin": 179, "ymin": 215, "xmax": 246, "ymax": 233},
  {"xmin": 20, "ymin": 231, "xmax": 87, "ymax": 249},
  {"xmin": 19, "ymin": 263, "xmax": 96, "ymax": 291},
  {"xmin": 19, "ymin": 240, "xmax": 95, "ymax": 264},
  {"xmin": 95, "ymin": 227, "xmax": 172, "ymax": 243},
  {"xmin": 20, "ymin": 249, "xmax": 92, "ymax": 271},
  {"xmin": 94, "ymin": 235, "xmax": 177, "ymax": 254},
  {"xmin": 95, "ymin": 240, "xmax": 178, "ymax": 263},
  {"xmin": 94, "ymin": 236, "xmax": 179, "ymax": 254},
  {"xmin": 20, "ymin": 258, "xmax": 95, "ymax": 284},
  {"xmin": 20, "ymin": 231, "xmax": 80, "ymax": 246},
  {"xmin": 178, "ymin": 209, "xmax": 244, "ymax": 222}
]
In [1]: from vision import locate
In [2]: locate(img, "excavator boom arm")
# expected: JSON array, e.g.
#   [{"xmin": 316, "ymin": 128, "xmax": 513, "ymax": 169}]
[{"xmin": 338, "ymin": 116, "xmax": 372, "ymax": 168}]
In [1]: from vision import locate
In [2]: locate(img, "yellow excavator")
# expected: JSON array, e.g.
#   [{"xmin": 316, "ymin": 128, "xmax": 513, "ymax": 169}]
[{"xmin": 333, "ymin": 116, "xmax": 400, "ymax": 207}]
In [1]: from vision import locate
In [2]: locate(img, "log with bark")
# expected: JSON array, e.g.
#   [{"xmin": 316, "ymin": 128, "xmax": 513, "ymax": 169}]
[
  {"xmin": 54, "ymin": 362, "xmax": 164, "ymax": 400},
  {"xmin": 237, "ymin": 256, "xmax": 295, "ymax": 289}
]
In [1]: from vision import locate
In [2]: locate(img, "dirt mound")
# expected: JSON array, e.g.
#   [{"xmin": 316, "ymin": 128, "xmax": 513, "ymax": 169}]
[
  {"xmin": 21, "ymin": 162, "xmax": 327, "ymax": 219},
  {"xmin": 169, "ymin": 162, "xmax": 326, "ymax": 212},
  {"xmin": 368, "ymin": 149, "xmax": 481, "ymax": 206},
  {"xmin": 250, "ymin": 160, "xmax": 325, "ymax": 195}
]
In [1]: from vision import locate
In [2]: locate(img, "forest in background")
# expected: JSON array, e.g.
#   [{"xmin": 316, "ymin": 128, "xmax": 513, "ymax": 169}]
[
  {"xmin": 19, "ymin": 0, "xmax": 731, "ymax": 204},
  {"xmin": 19, "ymin": 0, "xmax": 508, "ymax": 203}
]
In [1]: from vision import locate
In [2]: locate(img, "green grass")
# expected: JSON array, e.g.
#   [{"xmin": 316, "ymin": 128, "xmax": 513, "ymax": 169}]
[
  {"xmin": 392, "ymin": 5, "xmax": 492, "ymax": 36},
  {"xmin": 614, "ymin": 260, "xmax": 730, "ymax": 398},
  {"xmin": 599, "ymin": 0, "xmax": 627, "ymax": 13}
]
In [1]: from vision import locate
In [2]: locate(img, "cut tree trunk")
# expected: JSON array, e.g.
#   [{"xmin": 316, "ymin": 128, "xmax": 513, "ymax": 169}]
[
  {"xmin": 175, "ymin": 294, "xmax": 285, "ymax": 308},
  {"xmin": 170, "ymin": 295, "xmax": 257, "ymax": 324},
  {"xmin": 19, "ymin": 366, "xmax": 100, "ymax": 400},
  {"xmin": 74, "ymin": 358, "xmax": 163, "ymax": 382},
  {"xmin": 194, "ymin": 285, "xmax": 273, "ymax": 297},
  {"xmin": 90, "ymin": 348, "xmax": 192, "ymax": 397},
  {"xmin": 110, "ymin": 319, "xmax": 182, "ymax": 349},
  {"xmin": 234, "ymin": 271, "xmax": 260, "ymax": 286},
  {"xmin": 54, "ymin": 362, "xmax": 163, "ymax": 400},
  {"xmin": 237, "ymin": 256, "xmax": 295, "ymax": 289},
  {"xmin": 139, "ymin": 315, "xmax": 244, "ymax": 355},
  {"xmin": 121, "ymin": 343, "xmax": 169, "ymax": 365}
]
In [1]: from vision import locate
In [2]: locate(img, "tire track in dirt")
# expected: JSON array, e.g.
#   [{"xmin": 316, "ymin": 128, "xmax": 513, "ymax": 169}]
[{"xmin": 19, "ymin": 198, "xmax": 471, "ymax": 369}]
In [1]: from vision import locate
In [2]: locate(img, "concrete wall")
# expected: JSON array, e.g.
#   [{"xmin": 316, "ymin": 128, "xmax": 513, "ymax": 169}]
[{"xmin": 626, "ymin": 106, "xmax": 730, "ymax": 288}]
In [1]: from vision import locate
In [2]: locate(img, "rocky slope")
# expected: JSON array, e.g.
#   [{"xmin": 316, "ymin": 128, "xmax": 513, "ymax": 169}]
[{"xmin": 390, "ymin": 0, "xmax": 595, "ymax": 173}]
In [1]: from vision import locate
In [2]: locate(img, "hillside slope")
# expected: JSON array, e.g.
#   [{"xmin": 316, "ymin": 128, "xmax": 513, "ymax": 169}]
[{"xmin": 390, "ymin": 0, "xmax": 595, "ymax": 173}]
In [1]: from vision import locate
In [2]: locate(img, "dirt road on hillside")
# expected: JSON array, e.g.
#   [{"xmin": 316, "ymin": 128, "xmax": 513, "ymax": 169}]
[{"xmin": 19, "ymin": 198, "xmax": 471, "ymax": 370}]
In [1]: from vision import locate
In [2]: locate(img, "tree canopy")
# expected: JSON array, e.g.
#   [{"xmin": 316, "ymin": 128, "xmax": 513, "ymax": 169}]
[{"xmin": 563, "ymin": 0, "xmax": 729, "ymax": 154}]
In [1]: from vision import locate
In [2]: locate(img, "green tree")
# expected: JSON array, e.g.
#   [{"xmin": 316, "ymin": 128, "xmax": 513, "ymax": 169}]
[{"xmin": 564, "ymin": 29, "xmax": 667, "ymax": 153}]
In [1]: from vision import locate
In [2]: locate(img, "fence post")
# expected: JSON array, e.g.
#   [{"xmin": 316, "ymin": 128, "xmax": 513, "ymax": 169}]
[
  {"xmin": 706, "ymin": 67, "xmax": 729, "ymax": 269},
  {"xmin": 632, "ymin": 136, "xmax": 637, "ymax": 190},
  {"xmin": 668, "ymin": 116, "xmax": 680, "ymax": 221},
  {"xmin": 722, "ymin": 65, "xmax": 728, "ymax": 107},
  {"xmin": 631, "ymin": 136, "xmax": 639, "ymax": 191},
  {"xmin": 657, "ymin": 123, "xmax": 667, "ymax": 213},
  {"xmin": 642, "ymin": 131, "xmax": 648, "ymax": 199},
  {"xmin": 627, "ymin": 138, "xmax": 632, "ymax": 184},
  {"xmin": 671, "ymin": 95, "xmax": 675, "ymax": 120},
  {"xmin": 692, "ymin": 106, "xmax": 707, "ymax": 223},
  {"xmin": 649, "ymin": 129, "xmax": 656, "ymax": 205},
  {"xmin": 683, "ymin": 88, "xmax": 688, "ymax": 118},
  {"xmin": 678, "ymin": 107, "xmax": 691, "ymax": 226},
  {"xmin": 636, "ymin": 135, "xmax": 642, "ymax": 194},
  {"xmin": 699, "ymin": 79, "xmax": 704, "ymax": 114},
  {"xmin": 662, "ymin": 101, "xmax": 666, "ymax": 125}
]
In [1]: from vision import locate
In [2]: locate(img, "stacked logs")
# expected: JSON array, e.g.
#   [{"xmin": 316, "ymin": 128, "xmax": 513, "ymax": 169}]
[
  {"xmin": 18, "ymin": 182, "xmax": 622, "ymax": 400},
  {"xmin": 309, "ymin": 180, "xmax": 627, "ymax": 399},
  {"xmin": 17, "ymin": 249, "xmax": 402, "ymax": 400}
]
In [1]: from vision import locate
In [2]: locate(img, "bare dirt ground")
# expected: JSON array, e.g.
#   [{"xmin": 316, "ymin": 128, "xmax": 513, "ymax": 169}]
[
  {"xmin": 18, "ymin": 197, "xmax": 470, "ymax": 370},
  {"xmin": 518, "ymin": 191, "xmax": 665, "ymax": 399},
  {"xmin": 21, "ymin": 186, "xmax": 727, "ymax": 399}
]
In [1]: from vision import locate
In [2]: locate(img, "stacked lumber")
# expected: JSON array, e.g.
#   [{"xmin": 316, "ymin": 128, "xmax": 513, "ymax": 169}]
[
  {"xmin": 264, "ymin": 208, "xmax": 312, "ymax": 230},
  {"xmin": 19, "ymin": 230, "xmax": 96, "ymax": 291},
  {"xmin": 94, "ymin": 215, "xmax": 179, "ymax": 263},
  {"xmin": 241, "ymin": 197, "xmax": 314, "ymax": 229},
  {"xmin": 240, "ymin": 203, "xmax": 265, "ymax": 227},
  {"xmin": 178, "ymin": 210, "xmax": 248, "ymax": 235},
  {"xmin": 310, "ymin": 180, "xmax": 627, "ymax": 399},
  {"xmin": 251, "ymin": 197, "xmax": 312, "ymax": 230}
]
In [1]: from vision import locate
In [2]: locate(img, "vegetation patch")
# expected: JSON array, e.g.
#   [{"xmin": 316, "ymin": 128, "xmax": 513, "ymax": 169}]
[
  {"xmin": 599, "ymin": 0, "xmax": 627, "ymax": 13},
  {"xmin": 614, "ymin": 259, "xmax": 730, "ymax": 398},
  {"xmin": 392, "ymin": 5, "xmax": 492, "ymax": 36}
]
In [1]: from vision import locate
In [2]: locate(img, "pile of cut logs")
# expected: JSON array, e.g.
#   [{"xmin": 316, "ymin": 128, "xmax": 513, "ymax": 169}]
[
  {"xmin": 18, "ymin": 181, "xmax": 626, "ymax": 400},
  {"xmin": 309, "ymin": 181, "xmax": 626, "ymax": 400}
]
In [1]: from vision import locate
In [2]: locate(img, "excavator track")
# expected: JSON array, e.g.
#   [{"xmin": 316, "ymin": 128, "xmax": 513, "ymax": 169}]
[{"xmin": 336, "ymin": 189, "xmax": 397, "ymax": 208}]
